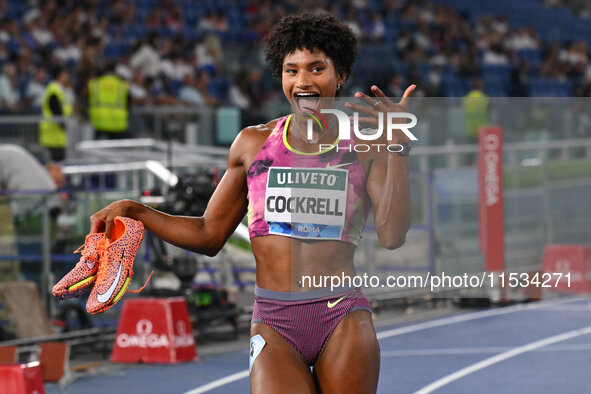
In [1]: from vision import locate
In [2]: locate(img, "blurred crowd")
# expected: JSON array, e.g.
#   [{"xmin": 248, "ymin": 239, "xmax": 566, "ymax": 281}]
[
  {"xmin": 0, "ymin": 0, "xmax": 591, "ymax": 117},
  {"xmin": 544, "ymin": 0, "xmax": 591, "ymax": 18}
]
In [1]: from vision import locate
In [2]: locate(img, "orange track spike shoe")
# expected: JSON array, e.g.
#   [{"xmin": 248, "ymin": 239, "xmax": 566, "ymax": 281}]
[
  {"xmin": 52, "ymin": 233, "xmax": 106, "ymax": 300},
  {"xmin": 86, "ymin": 216, "xmax": 151, "ymax": 314}
]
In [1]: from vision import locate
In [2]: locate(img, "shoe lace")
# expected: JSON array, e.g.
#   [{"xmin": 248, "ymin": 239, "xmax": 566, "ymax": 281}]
[
  {"xmin": 98, "ymin": 247, "xmax": 153, "ymax": 294},
  {"xmin": 74, "ymin": 243, "xmax": 101, "ymax": 265}
]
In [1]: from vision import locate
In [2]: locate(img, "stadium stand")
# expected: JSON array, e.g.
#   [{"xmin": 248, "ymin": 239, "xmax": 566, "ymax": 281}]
[{"xmin": 0, "ymin": 0, "xmax": 590, "ymax": 117}]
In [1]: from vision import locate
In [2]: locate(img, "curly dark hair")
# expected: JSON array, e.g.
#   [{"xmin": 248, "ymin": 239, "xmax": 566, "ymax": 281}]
[{"xmin": 264, "ymin": 13, "xmax": 358, "ymax": 82}]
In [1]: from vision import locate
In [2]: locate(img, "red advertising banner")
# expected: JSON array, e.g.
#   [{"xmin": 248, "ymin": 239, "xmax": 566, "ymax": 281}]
[
  {"xmin": 478, "ymin": 126, "xmax": 505, "ymax": 272},
  {"xmin": 111, "ymin": 297, "xmax": 198, "ymax": 363},
  {"xmin": 542, "ymin": 245, "xmax": 591, "ymax": 294},
  {"xmin": 0, "ymin": 362, "xmax": 45, "ymax": 394}
]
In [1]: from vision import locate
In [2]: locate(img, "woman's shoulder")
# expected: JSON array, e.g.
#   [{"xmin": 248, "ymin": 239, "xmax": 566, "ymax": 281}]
[
  {"xmin": 229, "ymin": 116, "xmax": 287, "ymax": 167},
  {"xmin": 239, "ymin": 117, "xmax": 284, "ymax": 139}
]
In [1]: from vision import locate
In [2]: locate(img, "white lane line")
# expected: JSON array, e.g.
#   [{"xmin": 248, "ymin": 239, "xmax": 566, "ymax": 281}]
[
  {"xmin": 184, "ymin": 297, "xmax": 589, "ymax": 393},
  {"xmin": 377, "ymin": 296, "xmax": 588, "ymax": 340},
  {"xmin": 382, "ymin": 343, "xmax": 591, "ymax": 357},
  {"xmin": 414, "ymin": 325, "xmax": 591, "ymax": 394},
  {"xmin": 534, "ymin": 303, "xmax": 591, "ymax": 311},
  {"xmin": 182, "ymin": 370, "xmax": 249, "ymax": 394}
]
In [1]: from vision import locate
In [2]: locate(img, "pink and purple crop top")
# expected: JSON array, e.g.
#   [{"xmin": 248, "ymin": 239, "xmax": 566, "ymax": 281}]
[{"xmin": 246, "ymin": 115, "xmax": 371, "ymax": 246}]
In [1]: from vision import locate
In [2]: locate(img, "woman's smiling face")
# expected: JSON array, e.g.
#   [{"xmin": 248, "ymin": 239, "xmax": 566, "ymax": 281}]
[{"xmin": 282, "ymin": 47, "xmax": 345, "ymax": 115}]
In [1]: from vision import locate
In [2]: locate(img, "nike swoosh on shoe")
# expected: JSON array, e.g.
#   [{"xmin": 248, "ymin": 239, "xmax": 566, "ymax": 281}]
[{"xmin": 97, "ymin": 262, "xmax": 123, "ymax": 303}]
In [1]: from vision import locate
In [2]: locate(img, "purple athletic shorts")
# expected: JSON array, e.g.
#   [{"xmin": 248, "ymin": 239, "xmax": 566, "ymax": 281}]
[{"xmin": 251, "ymin": 286, "xmax": 372, "ymax": 365}]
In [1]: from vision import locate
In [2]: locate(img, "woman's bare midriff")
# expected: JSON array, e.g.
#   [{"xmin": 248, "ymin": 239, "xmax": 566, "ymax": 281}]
[{"xmin": 251, "ymin": 235, "xmax": 358, "ymax": 292}]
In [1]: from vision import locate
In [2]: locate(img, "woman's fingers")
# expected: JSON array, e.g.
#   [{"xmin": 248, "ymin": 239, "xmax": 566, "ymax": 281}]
[
  {"xmin": 89, "ymin": 200, "xmax": 123, "ymax": 237},
  {"xmin": 90, "ymin": 214, "xmax": 104, "ymax": 233},
  {"xmin": 354, "ymin": 91, "xmax": 380, "ymax": 107},
  {"xmin": 90, "ymin": 213, "xmax": 114, "ymax": 240},
  {"xmin": 370, "ymin": 85, "xmax": 395, "ymax": 107},
  {"xmin": 104, "ymin": 219, "xmax": 115, "ymax": 241},
  {"xmin": 345, "ymin": 101, "xmax": 378, "ymax": 115},
  {"xmin": 346, "ymin": 85, "xmax": 416, "ymax": 127},
  {"xmin": 354, "ymin": 116, "xmax": 380, "ymax": 127},
  {"xmin": 399, "ymin": 84, "xmax": 416, "ymax": 109}
]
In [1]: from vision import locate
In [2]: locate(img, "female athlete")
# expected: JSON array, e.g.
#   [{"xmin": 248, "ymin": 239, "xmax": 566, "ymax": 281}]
[{"xmin": 90, "ymin": 13, "xmax": 414, "ymax": 393}]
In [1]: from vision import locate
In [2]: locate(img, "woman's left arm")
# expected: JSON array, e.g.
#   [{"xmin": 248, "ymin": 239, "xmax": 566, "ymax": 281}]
[{"xmin": 348, "ymin": 85, "xmax": 415, "ymax": 249}]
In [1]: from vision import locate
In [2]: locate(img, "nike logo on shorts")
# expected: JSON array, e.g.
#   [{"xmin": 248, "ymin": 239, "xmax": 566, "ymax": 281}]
[
  {"xmin": 97, "ymin": 262, "xmax": 123, "ymax": 303},
  {"xmin": 327, "ymin": 295, "xmax": 347, "ymax": 308}
]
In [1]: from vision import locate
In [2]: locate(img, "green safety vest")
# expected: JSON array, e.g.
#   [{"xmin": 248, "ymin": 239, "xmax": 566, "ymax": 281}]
[
  {"xmin": 88, "ymin": 75, "xmax": 129, "ymax": 132},
  {"xmin": 463, "ymin": 90, "xmax": 489, "ymax": 138},
  {"xmin": 40, "ymin": 82, "xmax": 73, "ymax": 148}
]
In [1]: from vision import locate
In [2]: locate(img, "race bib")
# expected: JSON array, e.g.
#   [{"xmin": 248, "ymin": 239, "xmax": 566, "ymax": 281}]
[
  {"xmin": 249, "ymin": 334, "xmax": 266, "ymax": 373},
  {"xmin": 264, "ymin": 167, "xmax": 348, "ymax": 240}
]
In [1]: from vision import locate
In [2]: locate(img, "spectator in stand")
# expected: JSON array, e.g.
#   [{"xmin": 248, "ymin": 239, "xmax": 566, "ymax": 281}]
[
  {"xmin": 115, "ymin": 53, "xmax": 134, "ymax": 83},
  {"xmin": 365, "ymin": 12, "xmax": 385, "ymax": 42},
  {"xmin": 247, "ymin": 69, "xmax": 267, "ymax": 107},
  {"xmin": 548, "ymin": 63, "xmax": 568, "ymax": 81},
  {"xmin": 343, "ymin": 4, "xmax": 362, "ymax": 37},
  {"xmin": 492, "ymin": 14, "xmax": 510, "ymax": 35},
  {"xmin": 0, "ymin": 63, "xmax": 22, "ymax": 113},
  {"xmin": 197, "ymin": 11, "xmax": 229, "ymax": 33},
  {"xmin": 144, "ymin": 8, "xmax": 161, "ymax": 30},
  {"xmin": 540, "ymin": 42, "xmax": 561, "ymax": 78},
  {"xmin": 130, "ymin": 33, "xmax": 161, "ymax": 79},
  {"xmin": 456, "ymin": 46, "xmax": 480, "ymax": 79},
  {"xmin": 147, "ymin": 75, "xmax": 180, "ymax": 106},
  {"xmin": 178, "ymin": 70, "xmax": 216, "ymax": 108},
  {"xmin": 463, "ymin": 79, "xmax": 489, "ymax": 143},
  {"xmin": 509, "ymin": 61, "xmax": 531, "ymax": 97},
  {"xmin": 195, "ymin": 34, "xmax": 223, "ymax": 76},
  {"xmin": 197, "ymin": 11, "xmax": 217, "ymax": 32},
  {"xmin": 22, "ymin": 10, "xmax": 41, "ymax": 50},
  {"xmin": 74, "ymin": 36, "xmax": 101, "ymax": 119},
  {"xmin": 406, "ymin": 66, "xmax": 427, "ymax": 97},
  {"xmin": 16, "ymin": 48, "xmax": 35, "ymax": 80},
  {"xmin": 414, "ymin": 18, "xmax": 432, "ymax": 52},
  {"xmin": 2, "ymin": 0, "xmax": 591, "ymax": 104},
  {"xmin": 0, "ymin": 41, "xmax": 7, "ymax": 65},
  {"xmin": 426, "ymin": 64, "xmax": 444, "ymax": 96},
  {"xmin": 39, "ymin": 65, "xmax": 74, "ymax": 162},
  {"xmin": 395, "ymin": 29, "xmax": 413, "ymax": 54},
  {"xmin": 28, "ymin": 10, "xmax": 54, "ymax": 49},
  {"xmin": 229, "ymin": 71, "xmax": 252, "ymax": 111},
  {"xmin": 388, "ymin": 73, "xmax": 406, "ymax": 98},
  {"xmin": 161, "ymin": 51, "xmax": 193, "ymax": 82},
  {"xmin": 584, "ymin": 64, "xmax": 591, "ymax": 94},
  {"xmin": 507, "ymin": 27, "xmax": 540, "ymax": 51},
  {"xmin": 484, "ymin": 44, "xmax": 511, "ymax": 65},
  {"xmin": 0, "ymin": 17, "xmax": 21, "ymax": 56},
  {"xmin": 560, "ymin": 40, "xmax": 588, "ymax": 68},
  {"xmin": 163, "ymin": 5, "xmax": 183, "ymax": 33},
  {"xmin": 53, "ymin": 33, "xmax": 83, "ymax": 66},
  {"xmin": 25, "ymin": 66, "xmax": 48, "ymax": 111},
  {"xmin": 129, "ymin": 69, "xmax": 150, "ymax": 106},
  {"xmin": 212, "ymin": 11, "xmax": 229, "ymax": 33},
  {"xmin": 87, "ymin": 61, "xmax": 131, "ymax": 139},
  {"xmin": 228, "ymin": 68, "xmax": 266, "ymax": 126}
]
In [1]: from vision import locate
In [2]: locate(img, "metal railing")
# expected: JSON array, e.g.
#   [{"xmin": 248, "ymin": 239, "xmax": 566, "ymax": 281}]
[{"xmin": 1, "ymin": 101, "xmax": 591, "ymax": 305}]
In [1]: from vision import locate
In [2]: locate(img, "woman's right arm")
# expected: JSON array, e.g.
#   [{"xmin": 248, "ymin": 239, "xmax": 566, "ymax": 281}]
[{"xmin": 90, "ymin": 130, "xmax": 252, "ymax": 257}]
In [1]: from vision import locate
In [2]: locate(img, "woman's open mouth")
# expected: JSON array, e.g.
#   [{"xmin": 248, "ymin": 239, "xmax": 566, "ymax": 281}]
[{"xmin": 294, "ymin": 92, "xmax": 320, "ymax": 113}]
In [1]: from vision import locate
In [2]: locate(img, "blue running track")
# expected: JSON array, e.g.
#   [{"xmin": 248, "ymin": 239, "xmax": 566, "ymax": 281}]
[{"xmin": 45, "ymin": 296, "xmax": 591, "ymax": 393}]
